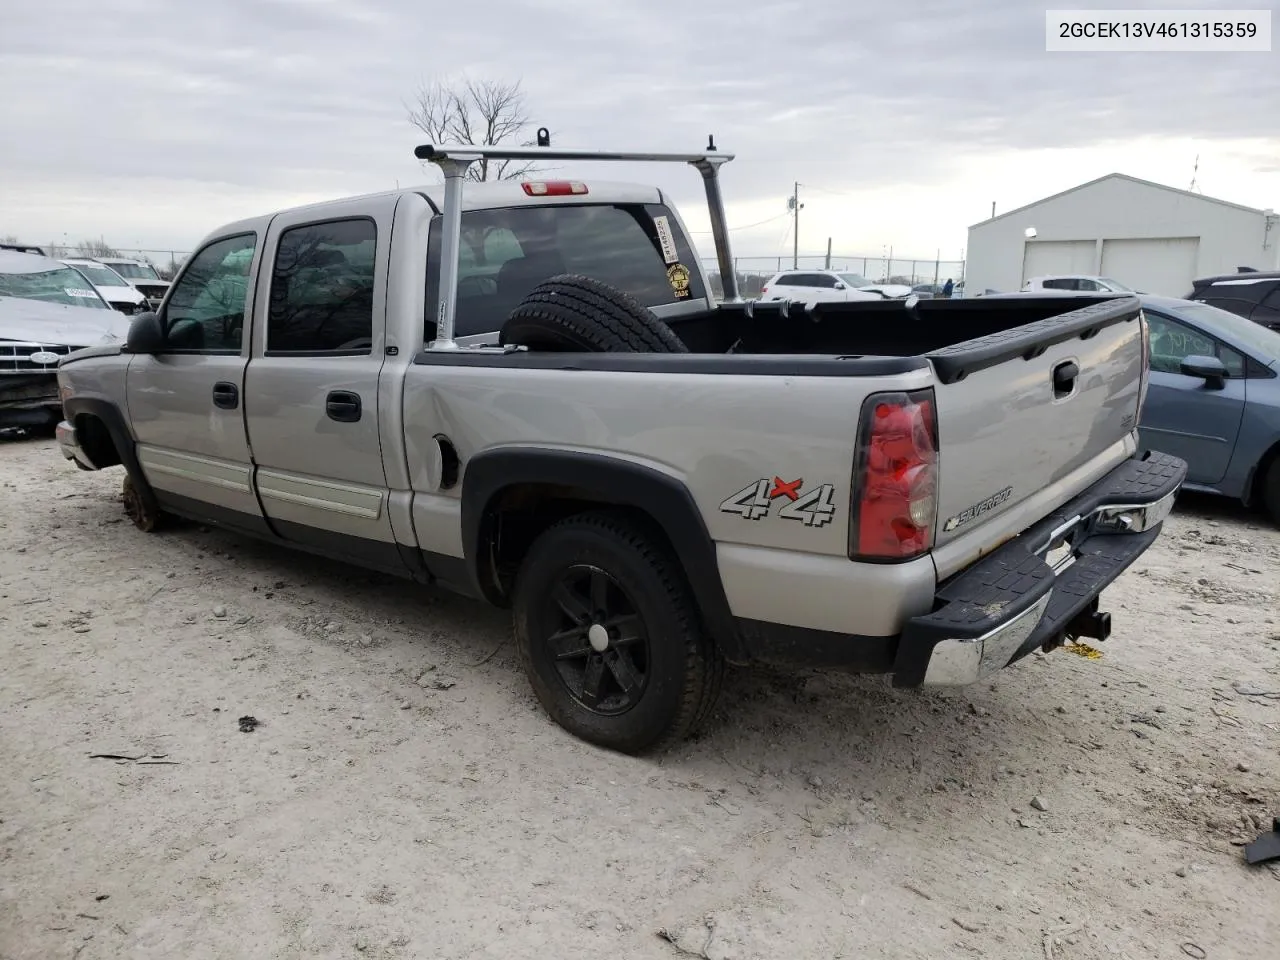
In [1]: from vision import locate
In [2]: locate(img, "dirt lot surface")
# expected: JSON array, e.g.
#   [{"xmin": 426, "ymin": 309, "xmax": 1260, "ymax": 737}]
[{"xmin": 2, "ymin": 435, "xmax": 1278, "ymax": 960}]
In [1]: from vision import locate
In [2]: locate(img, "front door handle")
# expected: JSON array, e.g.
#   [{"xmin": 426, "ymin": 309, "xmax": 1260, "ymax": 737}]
[
  {"xmin": 325, "ymin": 390, "xmax": 362, "ymax": 423},
  {"xmin": 212, "ymin": 381, "xmax": 239, "ymax": 410}
]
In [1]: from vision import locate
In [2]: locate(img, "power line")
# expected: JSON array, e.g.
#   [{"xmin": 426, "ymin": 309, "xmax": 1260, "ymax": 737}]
[
  {"xmin": 802, "ymin": 182, "xmax": 861, "ymax": 199},
  {"xmin": 687, "ymin": 211, "xmax": 790, "ymax": 235}
]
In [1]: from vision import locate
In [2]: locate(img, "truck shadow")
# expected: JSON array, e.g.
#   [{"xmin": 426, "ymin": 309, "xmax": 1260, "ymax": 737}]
[
  {"xmin": 158, "ymin": 516, "xmax": 1078, "ymax": 779},
  {"xmin": 109, "ymin": 501, "xmax": 1226, "ymax": 827}
]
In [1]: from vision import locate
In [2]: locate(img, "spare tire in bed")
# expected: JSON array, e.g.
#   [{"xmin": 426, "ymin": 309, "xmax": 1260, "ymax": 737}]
[{"xmin": 499, "ymin": 274, "xmax": 688, "ymax": 353}]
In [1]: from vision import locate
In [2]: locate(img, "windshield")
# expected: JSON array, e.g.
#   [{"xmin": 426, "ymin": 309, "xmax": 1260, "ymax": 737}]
[
  {"xmin": 838, "ymin": 273, "xmax": 871, "ymax": 287},
  {"xmin": 0, "ymin": 265, "xmax": 110, "ymax": 309},
  {"xmin": 1166, "ymin": 300, "xmax": 1280, "ymax": 361},
  {"xmin": 71, "ymin": 263, "xmax": 130, "ymax": 288},
  {"xmin": 1100, "ymin": 277, "xmax": 1134, "ymax": 292},
  {"xmin": 107, "ymin": 261, "xmax": 160, "ymax": 280}
]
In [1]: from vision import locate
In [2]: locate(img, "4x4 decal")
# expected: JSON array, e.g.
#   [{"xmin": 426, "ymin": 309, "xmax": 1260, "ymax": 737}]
[{"xmin": 719, "ymin": 476, "xmax": 837, "ymax": 527}]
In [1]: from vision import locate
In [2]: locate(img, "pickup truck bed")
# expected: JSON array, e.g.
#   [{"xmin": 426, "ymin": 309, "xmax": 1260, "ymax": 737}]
[{"xmin": 53, "ymin": 147, "xmax": 1187, "ymax": 754}]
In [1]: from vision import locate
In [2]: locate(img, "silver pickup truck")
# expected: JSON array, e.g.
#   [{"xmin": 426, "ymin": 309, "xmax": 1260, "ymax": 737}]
[{"xmin": 54, "ymin": 140, "xmax": 1187, "ymax": 754}]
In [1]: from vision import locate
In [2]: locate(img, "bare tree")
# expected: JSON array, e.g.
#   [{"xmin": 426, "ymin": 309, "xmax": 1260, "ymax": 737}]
[
  {"xmin": 406, "ymin": 77, "xmax": 547, "ymax": 182},
  {"xmin": 74, "ymin": 238, "xmax": 121, "ymax": 258}
]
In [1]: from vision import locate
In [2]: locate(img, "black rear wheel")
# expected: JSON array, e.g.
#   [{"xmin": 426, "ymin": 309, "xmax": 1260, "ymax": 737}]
[{"xmin": 512, "ymin": 511, "xmax": 721, "ymax": 754}]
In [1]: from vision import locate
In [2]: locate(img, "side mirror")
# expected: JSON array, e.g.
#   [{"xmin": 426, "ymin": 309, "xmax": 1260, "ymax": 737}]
[
  {"xmin": 833, "ymin": 281, "xmax": 846, "ymax": 290},
  {"xmin": 1179, "ymin": 354, "xmax": 1227, "ymax": 389},
  {"xmin": 125, "ymin": 311, "xmax": 164, "ymax": 354}
]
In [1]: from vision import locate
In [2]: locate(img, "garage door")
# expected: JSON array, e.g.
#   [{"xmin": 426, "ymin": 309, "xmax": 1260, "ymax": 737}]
[
  {"xmin": 1100, "ymin": 237, "xmax": 1200, "ymax": 296},
  {"xmin": 1022, "ymin": 240, "xmax": 1096, "ymax": 283}
]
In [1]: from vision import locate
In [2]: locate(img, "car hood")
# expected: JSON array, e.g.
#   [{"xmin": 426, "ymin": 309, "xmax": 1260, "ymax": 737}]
[
  {"xmin": 125, "ymin": 278, "xmax": 170, "ymax": 290},
  {"xmin": 95, "ymin": 285, "xmax": 147, "ymax": 304},
  {"xmin": 0, "ymin": 297, "xmax": 133, "ymax": 345}
]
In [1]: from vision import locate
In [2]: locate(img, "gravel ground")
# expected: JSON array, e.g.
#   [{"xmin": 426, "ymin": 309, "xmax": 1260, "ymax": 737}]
[{"xmin": 2, "ymin": 434, "xmax": 1278, "ymax": 960}]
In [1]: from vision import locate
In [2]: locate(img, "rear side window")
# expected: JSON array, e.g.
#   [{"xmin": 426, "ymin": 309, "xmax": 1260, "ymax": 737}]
[
  {"xmin": 1196, "ymin": 296, "xmax": 1254, "ymax": 319},
  {"xmin": 1207, "ymin": 280, "xmax": 1272, "ymax": 304},
  {"xmin": 1041, "ymin": 278, "xmax": 1078, "ymax": 290},
  {"xmin": 424, "ymin": 202, "xmax": 705, "ymax": 339},
  {"xmin": 267, "ymin": 218, "xmax": 377, "ymax": 355}
]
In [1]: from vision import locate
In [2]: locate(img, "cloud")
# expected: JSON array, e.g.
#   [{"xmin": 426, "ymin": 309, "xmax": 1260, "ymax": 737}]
[{"xmin": 1, "ymin": 0, "xmax": 1276, "ymax": 256}]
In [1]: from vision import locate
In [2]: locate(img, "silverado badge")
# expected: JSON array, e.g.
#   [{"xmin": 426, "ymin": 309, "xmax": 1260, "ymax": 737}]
[{"xmin": 942, "ymin": 486, "xmax": 1013, "ymax": 533}]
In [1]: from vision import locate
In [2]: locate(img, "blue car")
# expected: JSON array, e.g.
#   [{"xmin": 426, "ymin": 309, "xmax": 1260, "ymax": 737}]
[{"xmin": 1138, "ymin": 294, "xmax": 1280, "ymax": 524}]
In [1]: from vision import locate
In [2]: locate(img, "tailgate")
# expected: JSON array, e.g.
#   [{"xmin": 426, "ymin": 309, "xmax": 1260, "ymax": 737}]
[{"xmin": 928, "ymin": 296, "xmax": 1145, "ymax": 561}]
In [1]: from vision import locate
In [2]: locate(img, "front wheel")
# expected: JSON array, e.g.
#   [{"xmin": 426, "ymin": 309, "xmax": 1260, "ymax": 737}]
[
  {"xmin": 1262, "ymin": 457, "xmax": 1280, "ymax": 527},
  {"xmin": 122, "ymin": 473, "xmax": 166, "ymax": 532},
  {"xmin": 512, "ymin": 511, "xmax": 722, "ymax": 754}
]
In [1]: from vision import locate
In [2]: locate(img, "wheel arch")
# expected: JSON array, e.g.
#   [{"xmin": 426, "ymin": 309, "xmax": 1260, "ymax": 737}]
[
  {"xmin": 461, "ymin": 449, "xmax": 747, "ymax": 662},
  {"xmin": 62, "ymin": 396, "xmax": 159, "ymax": 513},
  {"xmin": 1247, "ymin": 436, "xmax": 1280, "ymax": 509}
]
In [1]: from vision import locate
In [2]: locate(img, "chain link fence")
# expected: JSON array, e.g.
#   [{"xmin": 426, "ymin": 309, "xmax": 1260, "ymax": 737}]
[
  {"xmin": 700, "ymin": 255, "xmax": 966, "ymax": 300},
  {"xmin": 15, "ymin": 238, "xmax": 964, "ymax": 299},
  {"xmin": 19, "ymin": 242, "xmax": 191, "ymax": 280}
]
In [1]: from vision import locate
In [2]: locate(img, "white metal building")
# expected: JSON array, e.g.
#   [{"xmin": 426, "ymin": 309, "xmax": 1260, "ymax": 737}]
[{"xmin": 965, "ymin": 174, "xmax": 1280, "ymax": 297}]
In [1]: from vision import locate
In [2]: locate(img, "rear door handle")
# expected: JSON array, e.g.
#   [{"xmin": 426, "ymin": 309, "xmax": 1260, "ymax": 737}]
[
  {"xmin": 325, "ymin": 390, "xmax": 362, "ymax": 423},
  {"xmin": 1052, "ymin": 361, "xmax": 1079, "ymax": 398},
  {"xmin": 212, "ymin": 381, "xmax": 239, "ymax": 410}
]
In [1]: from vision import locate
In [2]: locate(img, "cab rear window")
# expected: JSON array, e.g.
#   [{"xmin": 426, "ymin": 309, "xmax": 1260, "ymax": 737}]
[{"xmin": 424, "ymin": 202, "xmax": 705, "ymax": 339}]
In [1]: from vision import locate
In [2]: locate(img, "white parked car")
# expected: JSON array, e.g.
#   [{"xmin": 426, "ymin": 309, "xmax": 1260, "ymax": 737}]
[
  {"xmin": 61, "ymin": 258, "xmax": 149, "ymax": 315},
  {"xmin": 94, "ymin": 257, "xmax": 171, "ymax": 308},
  {"xmin": 758, "ymin": 269, "xmax": 912, "ymax": 303},
  {"xmin": 1022, "ymin": 275, "xmax": 1137, "ymax": 294},
  {"xmin": 0, "ymin": 250, "xmax": 130, "ymax": 432}
]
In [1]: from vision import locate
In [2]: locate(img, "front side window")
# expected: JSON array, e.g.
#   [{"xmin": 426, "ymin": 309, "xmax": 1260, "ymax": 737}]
[
  {"xmin": 164, "ymin": 234, "xmax": 257, "ymax": 351},
  {"xmin": 267, "ymin": 218, "xmax": 377, "ymax": 354},
  {"xmin": 839, "ymin": 273, "xmax": 871, "ymax": 287},
  {"xmin": 1146, "ymin": 313, "xmax": 1245, "ymax": 376},
  {"xmin": 424, "ymin": 202, "xmax": 706, "ymax": 339},
  {"xmin": 0, "ymin": 264, "xmax": 109, "ymax": 309}
]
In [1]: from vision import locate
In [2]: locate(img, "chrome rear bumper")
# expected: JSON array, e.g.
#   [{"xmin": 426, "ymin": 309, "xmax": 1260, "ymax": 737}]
[{"xmin": 893, "ymin": 451, "xmax": 1187, "ymax": 688}]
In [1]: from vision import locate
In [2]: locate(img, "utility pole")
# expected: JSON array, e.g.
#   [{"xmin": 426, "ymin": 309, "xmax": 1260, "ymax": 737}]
[
  {"xmin": 825, "ymin": 237, "xmax": 832, "ymax": 270},
  {"xmin": 991, "ymin": 201, "xmax": 996, "ymax": 220},
  {"xmin": 788, "ymin": 182, "xmax": 803, "ymax": 269}
]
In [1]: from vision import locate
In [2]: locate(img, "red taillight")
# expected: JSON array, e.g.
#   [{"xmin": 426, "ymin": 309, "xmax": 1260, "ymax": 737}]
[
  {"xmin": 521, "ymin": 180, "xmax": 588, "ymax": 197},
  {"xmin": 849, "ymin": 389, "xmax": 939, "ymax": 560},
  {"xmin": 760, "ymin": 286, "xmax": 769, "ymax": 296}
]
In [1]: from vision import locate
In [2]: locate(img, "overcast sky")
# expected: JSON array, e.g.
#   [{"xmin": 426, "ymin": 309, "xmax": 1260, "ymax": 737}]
[{"xmin": 2, "ymin": 0, "xmax": 1277, "ymax": 266}]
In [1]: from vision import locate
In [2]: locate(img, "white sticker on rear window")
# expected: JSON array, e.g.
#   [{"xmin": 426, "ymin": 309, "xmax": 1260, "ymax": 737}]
[
  {"xmin": 65, "ymin": 288, "xmax": 97, "ymax": 299},
  {"xmin": 653, "ymin": 215, "xmax": 679, "ymax": 264}
]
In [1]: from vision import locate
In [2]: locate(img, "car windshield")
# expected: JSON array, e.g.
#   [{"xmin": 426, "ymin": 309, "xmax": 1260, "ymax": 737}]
[
  {"xmin": 0, "ymin": 265, "xmax": 109, "ymax": 308},
  {"xmin": 71, "ymin": 263, "xmax": 130, "ymax": 288},
  {"xmin": 838, "ymin": 273, "xmax": 871, "ymax": 286},
  {"xmin": 108, "ymin": 261, "xmax": 160, "ymax": 280},
  {"xmin": 1166, "ymin": 300, "xmax": 1280, "ymax": 361},
  {"xmin": 1100, "ymin": 277, "xmax": 1134, "ymax": 292}
]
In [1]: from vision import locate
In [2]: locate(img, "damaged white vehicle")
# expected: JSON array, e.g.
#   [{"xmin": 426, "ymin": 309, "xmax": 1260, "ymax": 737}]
[{"xmin": 0, "ymin": 250, "xmax": 131, "ymax": 433}]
